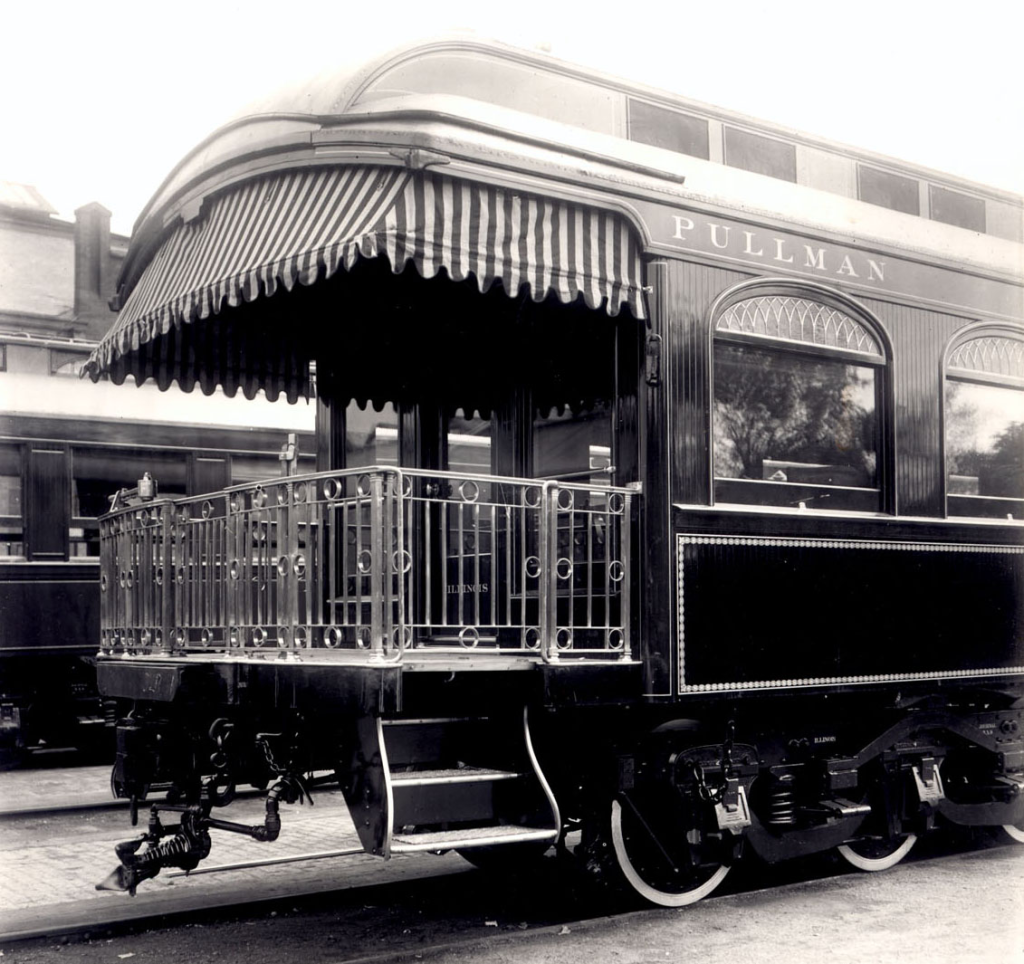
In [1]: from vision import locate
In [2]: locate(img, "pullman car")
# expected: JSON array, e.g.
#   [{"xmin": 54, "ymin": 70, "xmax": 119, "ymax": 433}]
[
  {"xmin": 85, "ymin": 38, "xmax": 1022, "ymax": 904},
  {"xmin": 0, "ymin": 331, "xmax": 313, "ymax": 763}
]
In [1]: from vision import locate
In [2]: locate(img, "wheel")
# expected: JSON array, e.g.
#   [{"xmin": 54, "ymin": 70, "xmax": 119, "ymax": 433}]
[
  {"xmin": 1000, "ymin": 822, "xmax": 1024, "ymax": 844},
  {"xmin": 608, "ymin": 797, "xmax": 733, "ymax": 907},
  {"xmin": 837, "ymin": 833, "xmax": 917, "ymax": 871}
]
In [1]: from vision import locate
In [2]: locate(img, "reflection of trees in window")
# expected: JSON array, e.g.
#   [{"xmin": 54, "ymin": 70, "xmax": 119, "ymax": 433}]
[
  {"xmin": 714, "ymin": 343, "xmax": 877, "ymax": 487},
  {"xmin": 945, "ymin": 379, "xmax": 1023, "ymax": 500}
]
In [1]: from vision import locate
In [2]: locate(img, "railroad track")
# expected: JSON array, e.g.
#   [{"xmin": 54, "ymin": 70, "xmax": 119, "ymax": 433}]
[{"xmin": 3, "ymin": 837, "xmax": 1020, "ymax": 963}]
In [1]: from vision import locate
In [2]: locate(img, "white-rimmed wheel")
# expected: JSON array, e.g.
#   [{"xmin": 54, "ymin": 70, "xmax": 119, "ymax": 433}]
[
  {"xmin": 837, "ymin": 833, "xmax": 918, "ymax": 871},
  {"xmin": 1000, "ymin": 822, "xmax": 1024, "ymax": 844},
  {"xmin": 607, "ymin": 795, "xmax": 734, "ymax": 907}
]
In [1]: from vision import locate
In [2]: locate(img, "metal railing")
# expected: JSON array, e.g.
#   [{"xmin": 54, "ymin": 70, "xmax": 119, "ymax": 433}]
[{"xmin": 99, "ymin": 467, "xmax": 635, "ymax": 664}]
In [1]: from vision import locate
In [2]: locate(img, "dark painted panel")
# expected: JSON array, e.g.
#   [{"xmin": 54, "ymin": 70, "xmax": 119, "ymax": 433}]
[
  {"xmin": 25, "ymin": 447, "xmax": 69, "ymax": 560},
  {"xmin": 677, "ymin": 534, "xmax": 1023, "ymax": 691},
  {"xmin": 0, "ymin": 562, "xmax": 100, "ymax": 654},
  {"xmin": 859, "ymin": 298, "xmax": 973, "ymax": 516},
  {"xmin": 662, "ymin": 259, "xmax": 753, "ymax": 506}
]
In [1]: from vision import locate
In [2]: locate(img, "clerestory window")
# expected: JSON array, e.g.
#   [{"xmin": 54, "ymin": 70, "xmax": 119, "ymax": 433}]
[{"xmin": 711, "ymin": 284, "xmax": 889, "ymax": 513}]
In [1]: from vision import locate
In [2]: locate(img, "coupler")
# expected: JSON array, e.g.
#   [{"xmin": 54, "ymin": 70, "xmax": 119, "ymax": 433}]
[{"xmin": 97, "ymin": 773, "xmax": 311, "ymax": 895}]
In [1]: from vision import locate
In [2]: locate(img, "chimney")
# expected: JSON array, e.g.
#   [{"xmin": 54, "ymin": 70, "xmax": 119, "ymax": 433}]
[{"xmin": 74, "ymin": 201, "xmax": 112, "ymax": 320}]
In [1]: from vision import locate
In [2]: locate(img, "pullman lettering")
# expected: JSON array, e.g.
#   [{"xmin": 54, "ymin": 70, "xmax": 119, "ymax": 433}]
[{"xmin": 672, "ymin": 214, "xmax": 886, "ymax": 282}]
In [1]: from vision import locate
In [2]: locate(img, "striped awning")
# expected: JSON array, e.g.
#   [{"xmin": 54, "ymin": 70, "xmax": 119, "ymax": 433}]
[{"xmin": 85, "ymin": 164, "xmax": 646, "ymax": 400}]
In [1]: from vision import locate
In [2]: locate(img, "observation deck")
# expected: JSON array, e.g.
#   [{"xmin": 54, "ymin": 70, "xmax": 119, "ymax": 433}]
[{"xmin": 97, "ymin": 467, "xmax": 636, "ymax": 668}]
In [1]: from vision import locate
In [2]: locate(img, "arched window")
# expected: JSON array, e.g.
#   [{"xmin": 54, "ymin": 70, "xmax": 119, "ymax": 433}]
[
  {"xmin": 944, "ymin": 324, "xmax": 1024, "ymax": 520},
  {"xmin": 710, "ymin": 281, "xmax": 890, "ymax": 513}
]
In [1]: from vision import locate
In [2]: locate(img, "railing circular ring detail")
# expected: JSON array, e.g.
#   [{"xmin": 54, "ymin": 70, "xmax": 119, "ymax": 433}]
[
  {"xmin": 556, "ymin": 628, "xmax": 573, "ymax": 650},
  {"xmin": 293, "ymin": 554, "xmax": 306, "ymax": 578},
  {"xmin": 277, "ymin": 627, "xmax": 289, "ymax": 647},
  {"xmin": 459, "ymin": 480, "xmax": 479, "ymax": 503},
  {"xmin": 201, "ymin": 500, "xmax": 214, "ymax": 519},
  {"xmin": 459, "ymin": 627, "xmax": 480, "ymax": 649},
  {"xmin": 356, "ymin": 550, "xmax": 373, "ymax": 574},
  {"xmin": 155, "ymin": 567, "xmax": 164, "ymax": 586},
  {"xmin": 276, "ymin": 486, "xmax": 289, "ymax": 505},
  {"xmin": 608, "ymin": 493, "xmax": 625, "ymax": 514},
  {"xmin": 177, "ymin": 567, "xmax": 186, "ymax": 584},
  {"xmin": 557, "ymin": 488, "xmax": 574, "ymax": 510},
  {"xmin": 556, "ymin": 557, "xmax": 573, "ymax": 580},
  {"xmin": 293, "ymin": 482, "xmax": 307, "ymax": 504},
  {"xmin": 524, "ymin": 486, "xmax": 542, "ymax": 508},
  {"xmin": 230, "ymin": 561, "xmax": 240, "ymax": 580},
  {"xmin": 524, "ymin": 627, "xmax": 541, "ymax": 650},
  {"xmin": 252, "ymin": 487, "xmax": 267, "ymax": 508},
  {"xmin": 607, "ymin": 628, "xmax": 625, "ymax": 651},
  {"xmin": 201, "ymin": 628, "xmax": 213, "ymax": 647},
  {"xmin": 392, "ymin": 549, "xmax": 412, "ymax": 574},
  {"xmin": 323, "ymin": 478, "xmax": 343, "ymax": 501},
  {"xmin": 252, "ymin": 627, "xmax": 267, "ymax": 647},
  {"xmin": 356, "ymin": 475, "xmax": 372, "ymax": 498},
  {"xmin": 325, "ymin": 626, "xmax": 342, "ymax": 649},
  {"xmin": 277, "ymin": 557, "xmax": 290, "ymax": 578},
  {"xmin": 609, "ymin": 560, "xmax": 625, "ymax": 583},
  {"xmin": 525, "ymin": 556, "xmax": 542, "ymax": 579},
  {"xmin": 392, "ymin": 625, "xmax": 413, "ymax": 648},
  {"xmin": 175, "ymin": 628, "xmax": 186, "ymax": 646}
]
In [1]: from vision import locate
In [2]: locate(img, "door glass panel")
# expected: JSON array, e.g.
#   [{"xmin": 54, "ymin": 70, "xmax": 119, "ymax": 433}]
[
  {"xmin": 448, "ymin": 411, "xmax": 492, "ymax": 476},
  {"xmin": 345, "ymin": 401, "xmax": 398, "ymax": 468},
  {"xmin": 533, "ymin": 401, "xmax": 613, "ymax": 484}
]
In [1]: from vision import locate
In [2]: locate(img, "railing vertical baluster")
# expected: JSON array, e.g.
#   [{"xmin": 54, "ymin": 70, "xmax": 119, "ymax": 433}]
[
  {"xmin": 585, "ymin": 501, "xmax": 594, "ymax": 631},
  {"xmin": 381, "ymin": 472, "xmax": 394, "ymax": 656},
  {"xmin": 489, "ymin": 502, "xmax": 496, "ymax": 629},
  {"xmin": 472, "ymin": 503, "xmax": 481, "ymax": 628},
  {"xmin": 538, "ymin": 484, "xmax": 551, "ymax": 660},
  {"xmin": 621, "ymin": 493, "xmax": 632, "ymax": 660},
  {"xmin": 504, "ymin": 504, "xmax": 512, "ymax": 630},
  {"xmin": 354, "ymin": 498, "xmax": 363, "ymax": 639},
  {"xmin": 423, "ymin": 485, "xmax": 431, "ymax": 633},
  {"xmin": 282, "ymin": 482, "xmax": 297, "ymax": 649},
  {"xmin": 457, "ymin": 503, "xmax": 465, "ymax": 631},
  {"xmin": 440, "ymin": 502, "xmax": 448, "ymax": 630},
  {"xmin": 161, "ymin": 505, "xmax": 173, "ymax": 653},
  {"xmin": 368, "ymin": 472, "xmax": 384, "ymax": 656}
]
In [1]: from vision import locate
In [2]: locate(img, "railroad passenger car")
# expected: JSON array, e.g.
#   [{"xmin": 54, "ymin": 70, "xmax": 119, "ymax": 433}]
[
  {"xmin": 0, "ymin": 330, "xmax": 313, "ymax": 763},
  {"xmin": 85, "ymin": 38, "xmax": 1023, "ymax": 904}
]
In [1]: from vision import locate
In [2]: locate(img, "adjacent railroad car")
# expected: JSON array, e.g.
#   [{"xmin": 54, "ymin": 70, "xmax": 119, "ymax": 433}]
[{"xmin": 0, "ymin": 334, "xmax": 312, "ymax": 764}]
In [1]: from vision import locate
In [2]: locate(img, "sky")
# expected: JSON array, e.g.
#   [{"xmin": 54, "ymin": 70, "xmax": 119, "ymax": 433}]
[{"xmin": 2, "ymin": 0, "xmax": 1022, "ymax": 237}]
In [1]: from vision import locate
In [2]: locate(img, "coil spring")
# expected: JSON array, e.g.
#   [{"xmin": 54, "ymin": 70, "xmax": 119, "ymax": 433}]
[
  {"xmin": 134, "ymin": 833, "xmax": 193, "ymax": 869},
  {"xmin": 766, "ymin": 774, "xmax": 797, "ymax": 827}
]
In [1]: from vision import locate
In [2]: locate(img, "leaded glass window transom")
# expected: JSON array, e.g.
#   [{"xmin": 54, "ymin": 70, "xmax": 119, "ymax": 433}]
[{"xmin": 716, "ymin": 296, "xmax": 883, "ymax": 357}]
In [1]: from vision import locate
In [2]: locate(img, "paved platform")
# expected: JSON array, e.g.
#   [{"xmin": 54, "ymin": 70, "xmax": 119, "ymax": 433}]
[{"xmin": 0, "ymin": 765, "xmax": 470, "ymax": 942}]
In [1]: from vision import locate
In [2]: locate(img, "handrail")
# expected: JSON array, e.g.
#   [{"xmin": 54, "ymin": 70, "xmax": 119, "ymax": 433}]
[{"xmin": 98, "ymin": 466, "xmax": 634, "ymax": 665}]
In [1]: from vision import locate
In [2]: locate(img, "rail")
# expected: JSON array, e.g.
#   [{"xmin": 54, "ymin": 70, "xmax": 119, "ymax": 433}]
[{"xmin": 98, "ymin": 467, "xmax": 635, "ymax": 664}]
